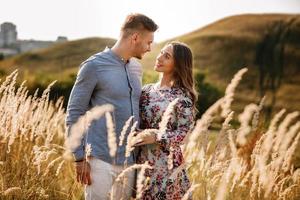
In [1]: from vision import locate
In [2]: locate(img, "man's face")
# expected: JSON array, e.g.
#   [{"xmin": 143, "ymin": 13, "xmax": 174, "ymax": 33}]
[{"xmin": 132, "ymin": 31, "xmax": 154, "ymax": 59}]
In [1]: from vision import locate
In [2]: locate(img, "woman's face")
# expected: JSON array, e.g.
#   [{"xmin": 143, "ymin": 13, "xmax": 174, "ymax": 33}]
[{"xmin": 154, "ymin": 44, "xmax": 175, "ymax": 75}]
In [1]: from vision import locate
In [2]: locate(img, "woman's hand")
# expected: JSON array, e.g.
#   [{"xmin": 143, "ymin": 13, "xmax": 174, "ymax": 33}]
[{"xmin": 133, "ymin": 129, "xmax": 158, "ymax": 146}]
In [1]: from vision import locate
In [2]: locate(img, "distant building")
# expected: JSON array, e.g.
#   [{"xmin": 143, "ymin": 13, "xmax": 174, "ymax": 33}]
[
  {"xmin": 0, "ymin": 48, "xmax": 18, "ymax": 57},
  {"xmin": 56, "ymin": 36, "xmax": 68, "ymax": 43},
  {"xmin": 18, "ymin": 39, "xmax": 55, "ymax": 52},
  {"xmin": 0, "ymin": 22, "xmax": 17, "ymax": 47},
  {"xmin": 0, "ymin": 22, "xmax": 68, "ymax": 57}
]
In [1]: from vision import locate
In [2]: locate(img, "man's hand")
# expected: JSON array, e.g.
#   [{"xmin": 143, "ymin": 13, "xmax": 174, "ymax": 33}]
[{"xmin": 75, "ymin": 160, "xmax": 92, "ymax": 185}]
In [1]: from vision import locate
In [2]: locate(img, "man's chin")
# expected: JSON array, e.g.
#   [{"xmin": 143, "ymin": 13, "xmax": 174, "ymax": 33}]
[
  {"xmin": 134, "ymin": 52, "xmax": 147, "ymax": 60},
  {"xmin": 134, "ymin": 55, "xmax": 142, "ymax": 60}
]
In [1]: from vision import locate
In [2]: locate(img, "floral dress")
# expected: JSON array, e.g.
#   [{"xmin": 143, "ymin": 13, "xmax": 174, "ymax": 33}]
[{"xmin": 138, "ymin": 83, "xmax": 194, "ymax": 200}]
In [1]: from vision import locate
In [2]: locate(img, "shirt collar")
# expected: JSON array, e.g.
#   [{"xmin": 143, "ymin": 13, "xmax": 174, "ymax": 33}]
[{"xmin": 105, "ymin": 47, "xmax": 130, "ymax": 65}]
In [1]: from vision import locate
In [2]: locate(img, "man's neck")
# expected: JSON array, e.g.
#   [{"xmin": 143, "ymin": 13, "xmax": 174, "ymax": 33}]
[{"xmin": 111, "ymin": 40, "xmax": 131, "ymax": 62}]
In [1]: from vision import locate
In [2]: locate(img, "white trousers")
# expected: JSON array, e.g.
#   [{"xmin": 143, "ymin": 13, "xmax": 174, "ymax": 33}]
[{"xmin": 85, "ymin": 158, "xmax": 135, "ymax": 200}]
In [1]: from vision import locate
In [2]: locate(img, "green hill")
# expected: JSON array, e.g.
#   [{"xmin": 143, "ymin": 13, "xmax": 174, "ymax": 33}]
[
  {"xmin": 0, "ymin": 37, "xmax": 116, "ymax": 105},
  {"xmin": 141, "ymin": 14, "xmax": 300, "ymax": 113},
  {"xmin": 0, "ymin": 14, "xmax": 299, "ymax": 114},
  {"xmin": 0, "ymin": 37, "xmax": 116, "ymax": 84}
]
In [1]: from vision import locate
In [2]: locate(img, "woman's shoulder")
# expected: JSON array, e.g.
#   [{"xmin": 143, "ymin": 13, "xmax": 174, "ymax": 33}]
[
  {"xmin": 142, "ymin": 83, "xmax": 155, "ymax": 92},
  {"xmin": 171, "ymin": 87, "xmax": 190, "ymax": 97},
  {"xmin": 171, "ymin": 87, "xmax": 193, "ymax": 105}
]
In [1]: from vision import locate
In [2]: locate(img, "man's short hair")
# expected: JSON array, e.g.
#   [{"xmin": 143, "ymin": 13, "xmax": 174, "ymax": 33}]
[{"xmin": 121, "ymin": 13, "xmax": 158, "ymax": 37}]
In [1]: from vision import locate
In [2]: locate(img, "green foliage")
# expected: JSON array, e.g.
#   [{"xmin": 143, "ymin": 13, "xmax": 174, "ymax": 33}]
[
  {"xmin": 25, "ymin": 73, "xmax": 76, "ymax": 107},
  {"xmin": 142, "ymin": 70, "xmax": 159, "ymax": 85},
  {"xmin": 194, "ymin": 72, "xmax": 223, "ymax": 118},
  {"xmin": 0, "ymin": 53, "xmax": 4, "ymax": 61},
  {"xmin": 26, "ymin": 52, "xmax": 43, "ymax": 61},
  {"xmin": 0, "ymin": 68, "xmax": 6, "ymax": 76}
]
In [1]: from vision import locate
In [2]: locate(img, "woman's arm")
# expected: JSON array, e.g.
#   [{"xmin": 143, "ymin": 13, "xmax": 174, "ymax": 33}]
[
  {"xmin": 134, "ymin": 97, "xmax": 194, "ymax": 148},
  {"xmin": 156, "ymin": 97, "xmax": 194, "ymax": 149}
]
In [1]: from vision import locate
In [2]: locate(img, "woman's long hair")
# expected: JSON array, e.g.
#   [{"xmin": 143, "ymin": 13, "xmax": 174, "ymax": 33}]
[{"xmin": 170, "ymin": 41, "xmax": 198, "ymax": 109}]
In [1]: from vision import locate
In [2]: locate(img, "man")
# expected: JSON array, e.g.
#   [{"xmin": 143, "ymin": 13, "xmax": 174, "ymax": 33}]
[{"xmin": 65, "ymin": 13, "xmax": 158, "ymax": 199}]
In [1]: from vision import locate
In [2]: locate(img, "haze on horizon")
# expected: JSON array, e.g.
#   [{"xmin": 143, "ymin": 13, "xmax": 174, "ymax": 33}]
[{"xmin": 0, "ymin": 0, "xmax": 299, "ymax": 42}]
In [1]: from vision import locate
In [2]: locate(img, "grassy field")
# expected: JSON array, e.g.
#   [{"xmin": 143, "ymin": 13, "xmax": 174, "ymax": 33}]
[
  {"xmin": 0, "ymin": 68, "xmax": 299, "ymax": 199},
  {"xmin": 0, "ymin": 14, "xmax": 300, "ymax": 198}
]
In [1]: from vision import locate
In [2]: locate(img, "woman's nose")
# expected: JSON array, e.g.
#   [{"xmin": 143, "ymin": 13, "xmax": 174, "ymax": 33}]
[{"xmin": 157, "ymin": 54, "xmax": 163, "ymax": 61}]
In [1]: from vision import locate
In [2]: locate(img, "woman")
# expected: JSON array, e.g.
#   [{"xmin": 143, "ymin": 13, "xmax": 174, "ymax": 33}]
[{"xmin": 134, "ymin": 41, "xmax": 197, "ymax": 199}]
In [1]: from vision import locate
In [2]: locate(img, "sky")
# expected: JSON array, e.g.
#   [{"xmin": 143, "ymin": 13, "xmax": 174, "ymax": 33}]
[{"xmin": 0, "ymin": 0, "xmax": 299, "ymax": 42}]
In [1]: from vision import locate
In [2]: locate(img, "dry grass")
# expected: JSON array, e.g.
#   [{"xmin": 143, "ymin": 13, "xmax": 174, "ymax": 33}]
[
  {"xmin": 183, "ymin": 68, "xmax": 300, "ymax": 200},
  {"xmin": 0, "ymin": 68, "xmax": 299, "ymax": 199},
  {"xmin": 0, "ymin": 70, "xmax": 82, "ymax": 199}
]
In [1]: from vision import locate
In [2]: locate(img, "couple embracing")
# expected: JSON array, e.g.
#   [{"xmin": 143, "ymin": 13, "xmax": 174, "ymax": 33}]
[{"xmin": 66, "ymin": 13, "xmax": 197, "ymax": 200}]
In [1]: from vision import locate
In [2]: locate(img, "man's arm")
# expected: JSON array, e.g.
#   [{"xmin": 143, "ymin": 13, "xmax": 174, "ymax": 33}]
[{"xmin": 65, "ymin": 60, "xmax": 98, "ymax": 161}]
